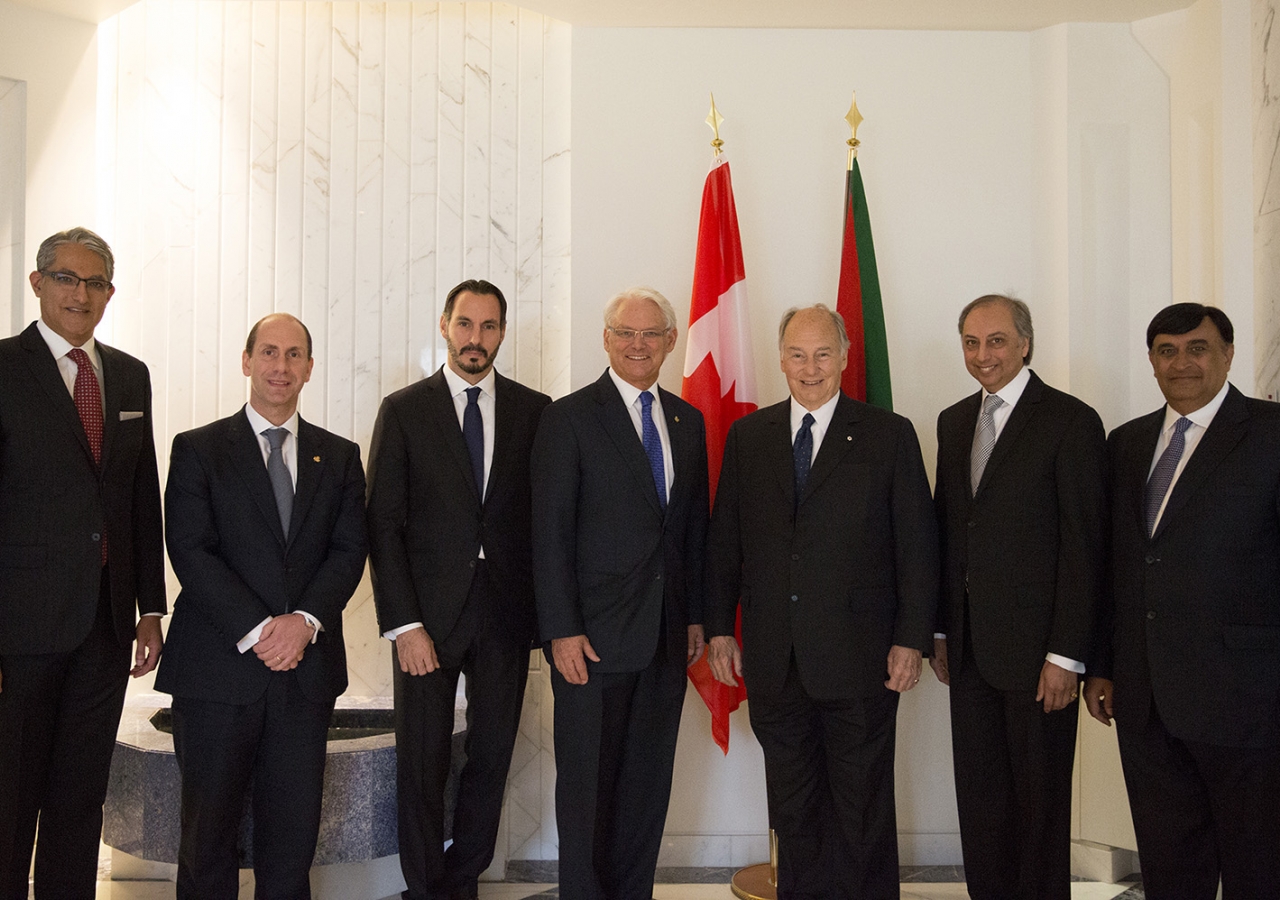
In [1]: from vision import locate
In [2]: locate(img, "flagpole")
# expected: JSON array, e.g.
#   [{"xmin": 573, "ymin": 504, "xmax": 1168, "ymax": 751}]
[
  {"xmin": 707, "ymin": 92, "xmax": 725, "ymax": 158},
  {"xmin": 845, "ymin": 91, "xmax": 863, "ymax": 169}
]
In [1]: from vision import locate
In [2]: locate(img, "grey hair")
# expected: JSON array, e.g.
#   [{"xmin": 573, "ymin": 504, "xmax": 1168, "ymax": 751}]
[
  {"xmin": 36, "ymin": 227, "xmax": 115, "ymax": 282},
  {"xmin": 603, "ymin": 287, "xmax": 678, "ymax": 333},
  {"xmin": 777, "ymin": 304, "xmax": 851, "ymax": 352},
  {"xmin": 957, "ymin": 294, "xmax": 1034, "ymax": 364}
]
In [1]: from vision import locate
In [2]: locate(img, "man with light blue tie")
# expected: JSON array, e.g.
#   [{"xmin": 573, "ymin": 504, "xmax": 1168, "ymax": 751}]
[
  {"xmin": 532, "ymin": 287, "xmax": 709, "ymax": 900},
  {"xmin": 1086, "ymin": 303, "xmax": 1280, "ymax": 900}
]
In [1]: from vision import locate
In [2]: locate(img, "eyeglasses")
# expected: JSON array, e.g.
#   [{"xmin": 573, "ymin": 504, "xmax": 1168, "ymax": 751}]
[
  {"xmin": 41, "ymin": 270, "xmax": 113, "ymax": 295},
  {"xmin": 608, "ymin": 327, "xmax": 670, "ymax": 343}
]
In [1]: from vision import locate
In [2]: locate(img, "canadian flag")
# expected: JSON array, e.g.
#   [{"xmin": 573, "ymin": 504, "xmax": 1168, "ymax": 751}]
[{"xmin": 682, "ymin": 154, "xmax": 755, "ymax": 754}]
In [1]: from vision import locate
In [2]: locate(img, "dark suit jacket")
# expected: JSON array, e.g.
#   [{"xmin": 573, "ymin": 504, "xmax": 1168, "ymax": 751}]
[
  {"xmin": 934, "ymin": 370, "xmax": 1107, "ymax": 691},
  {"xmin": 156, "ymin": 407, "xmax": 368, "ymax": 705},
  {"xmin": 0, "ymin": 321, "xmax": 166, "ymax": 654},
  {"xmin": 366, "ymin": 367, "xmax": 551, "ymax": 651},
  {"xmin": 531, "ymin": 370, "xmax": 709, "ymax": 674},
  {"xmin": 706, "ymin": 394, "xmax": 938, "ymax": 701},
  {"xmin": 1096, "ymin": 384, "xmax": 1280, "ymax": 749}
]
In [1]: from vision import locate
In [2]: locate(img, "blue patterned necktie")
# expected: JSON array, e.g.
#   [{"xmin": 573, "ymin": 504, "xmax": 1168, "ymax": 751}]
[
  {"xmin": 640, "ymin": 390, "xmax": 667, "ymax": 509},
  {"xmin": 463, "ymin": 386, "xmax": 485, "ymax": 500},
  {"xmin": 970, "ymin": 393, "xmax": 1004, "ymax": 496},
  {"xmin": 1145, "ymin": 416, "xmax": 1192, "ymax": 536},
  {"xmin": 264, "ymin": 427, "xmax": 293, "ymax": 533},
  {"xmin": 793, "ymin": 412, "xmax": 815, "ymax": 505}
]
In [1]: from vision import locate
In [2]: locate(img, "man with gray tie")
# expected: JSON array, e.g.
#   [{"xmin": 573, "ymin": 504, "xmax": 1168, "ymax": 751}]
[
  {"xmin": 157, "ymin": 313, "xmax": 368, "ymax": 899},
  {"xmin": 1086, "ymin": 303, "xmax": 1280, "ymax": 899},
  {"xmin": 932, "ymin": 294, "xmax": 1106, "ymax": 900}
]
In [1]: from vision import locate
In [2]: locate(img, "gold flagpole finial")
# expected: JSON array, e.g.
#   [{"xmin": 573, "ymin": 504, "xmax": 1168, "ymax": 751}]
[
  {"xmin": 706, "ymin": 93, "xmax": 725, "ymax": 157},
  {"xmin": 845, "ymin": 92, "xmax": 864, "ymax": 170}
]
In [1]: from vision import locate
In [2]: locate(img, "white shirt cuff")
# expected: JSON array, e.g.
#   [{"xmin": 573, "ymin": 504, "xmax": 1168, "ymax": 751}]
[
  {"xmin": 237, "ymin": 617, "xmax": 273, "ymax": 654},
  {"xmin": 1045, "ymin": 652, "xmax": 1085, "ymax": 674},
  {"xmin": 384, "ymin": 622, "xmax": 425, "ymax": 641}
]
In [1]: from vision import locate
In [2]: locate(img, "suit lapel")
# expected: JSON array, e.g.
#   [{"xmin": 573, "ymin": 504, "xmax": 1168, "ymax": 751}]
[
  {"xmin": 425, "ymin": 369, "xmax": 483, "ymax": 506},
  {"xmin": 228, "ymin": 409, "xmax": 288, "ymax": 547},
  {"xmin": 592, "ymin": 372, "xmax": 664, "ymax": 516},
  {"xmin": 98, "ymin": 343, "xmax": 123, "ymax": 473},
  {"xmin": 1153, "ymin": 387, "xmax": 1250, "ymax": 540},
  {"xmin": 974, "ymin": 370, "xmax": 1042, "ymax": 498},
  {"xmin": 1120, "ymin": 409, "xmax": 1163, "ymax": 539},
  {"xmin": 489, "ymin": 373, "xmax": 517, "ymax": 507},
  {"xmin": 764, "ymin": 402, "xmax": 796, "ymax": 506},
  {"xmin": 290, "ymin": 419, "xmax": 326, "ymax": 545},
  {"xmin": 19, "ymin": 324, "xmax": 96, "ymax": 468},
  {"xmin": 801, "ymin": 394, "xmax": 862, "ymax": 504}
]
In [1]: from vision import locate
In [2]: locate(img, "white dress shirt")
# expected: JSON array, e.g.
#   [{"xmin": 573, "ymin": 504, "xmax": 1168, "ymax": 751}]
[
  {"xmin": 608, "ymin": 368, "xmax": 674, "ymax": 498},
  {"xmin": 1146, "ymin": 379, "xmax": 1231, "ymax": 532},
  {"xmin": 939, "ymin": 366, "xmax": 1082, "ymax": 674},
  {"xmin": 237, "ymin": 404, "xmax": 320, "ymax": 652}
]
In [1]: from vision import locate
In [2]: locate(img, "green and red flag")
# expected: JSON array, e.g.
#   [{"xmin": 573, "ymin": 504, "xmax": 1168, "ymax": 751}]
[{"xmin": 836, "ymin": 156, "xmax": 893, "ymax": 410}]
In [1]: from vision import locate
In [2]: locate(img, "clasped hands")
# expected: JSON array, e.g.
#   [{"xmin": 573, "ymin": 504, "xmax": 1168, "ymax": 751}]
[{"xmin": 253, "ymin": 612, "xmax": 313, "ymax": 671}]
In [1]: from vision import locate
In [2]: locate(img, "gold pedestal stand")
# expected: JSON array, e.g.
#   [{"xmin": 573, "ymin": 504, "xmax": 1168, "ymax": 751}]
[{"xmin": 730, "ymin": 830, "xmax": 778, "ymax": 900}]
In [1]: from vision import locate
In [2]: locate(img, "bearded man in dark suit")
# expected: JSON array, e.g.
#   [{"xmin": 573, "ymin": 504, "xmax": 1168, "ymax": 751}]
[
  {"xmin": 0, "ymin": 227, "xmax": 166, "ymax": 900},
  {"xmin": 367, "ymin": 280, "xmax": 550, "ymax": 900},
  {"xmin": 1086, "ymin": 303, "xmax": 1280, "ymax": 900}
]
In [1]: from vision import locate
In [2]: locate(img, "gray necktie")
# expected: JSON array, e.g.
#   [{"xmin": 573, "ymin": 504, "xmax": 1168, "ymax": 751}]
[
  {"xmin": 264, "ymin": 427, "xmax": 293, "ymax": 533},
  {"xmin": 970, "ymin": 393, "xmax": 1005, "ymax": 496}
]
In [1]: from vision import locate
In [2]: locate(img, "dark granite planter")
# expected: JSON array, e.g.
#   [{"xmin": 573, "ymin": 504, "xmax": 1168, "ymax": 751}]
[{"xmin": 104, "ymin": 702, "xmax": 465, "ymax": 867}]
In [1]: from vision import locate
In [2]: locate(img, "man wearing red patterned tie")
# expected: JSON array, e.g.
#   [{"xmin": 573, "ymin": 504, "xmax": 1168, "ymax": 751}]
[{"xmin": 0, "ymin": 227, "xmax": 167, "ymax": 900}]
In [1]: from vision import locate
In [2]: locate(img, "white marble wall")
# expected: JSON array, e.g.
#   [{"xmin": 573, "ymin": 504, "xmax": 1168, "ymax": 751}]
[
  {"xmin": 97, "ymin": 0, "xmax": 570, "ymax": 865},
  {"xmin": 0, "ymin": 76, "xmax": 22, "ymax": 335},
  {"xmin": 1256, "ymin": 0, "xmax": 1280, "ymax": 397}
]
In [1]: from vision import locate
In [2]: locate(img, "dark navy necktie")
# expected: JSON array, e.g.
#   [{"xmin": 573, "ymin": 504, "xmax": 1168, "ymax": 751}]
[
  {"xmin": 464, "ymin": 386, "xmax": 485, "ymax": 500},
  {"xmin": 1145, "ymin": 416, "xmax": 1192, "ymax": 536},
  {"xmin": 794, "ymin": 412, "xmax": 815, "ymax": 505},
  {"xmin": 640, "ymin": 390, "xmax": 667, "ymax": 509}
]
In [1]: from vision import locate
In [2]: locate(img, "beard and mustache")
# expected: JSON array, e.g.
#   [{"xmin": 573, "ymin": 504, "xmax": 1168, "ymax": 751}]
[{"xmin": 448, "ymin": 338, "xmax": 496, "ymax": 375}]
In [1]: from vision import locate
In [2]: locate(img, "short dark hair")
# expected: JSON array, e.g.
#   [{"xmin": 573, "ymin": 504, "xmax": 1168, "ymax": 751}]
[
  {"xmin": 1145, "ymin": 303, "xmax": 1234, "ymax": 350},
  {"xmin": 245, "ymin": 313, "xmax": 313, "ymax": 359},
  {"xmin": 443, "ymin": 280, "xmax": 507, "ymax": 327},
  {"xmin": 36, "ymin": 227, "xmax": 115, "ymax": 282},
  {"xmin": 958, "ymin": 294, "xmax": 1034, "ymax": 364}
]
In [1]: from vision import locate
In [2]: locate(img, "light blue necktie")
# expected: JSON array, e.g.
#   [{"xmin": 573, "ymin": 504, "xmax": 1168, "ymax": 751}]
[
  {"xmin": 640, "ymin": 390, "xmax": 667, "ymax": 509},
  {"xmin": 264, "ymin": 427, "xmax": 293, "ymax": 534}
]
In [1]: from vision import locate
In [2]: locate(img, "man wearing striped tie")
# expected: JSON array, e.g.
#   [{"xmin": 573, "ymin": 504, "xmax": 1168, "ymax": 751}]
[
  {"xmin": 931, "ymin": 294, "xmax": 1107, "ymax": 900},
  {"xmin": 1086, "ymin": 303, "xmax": 1280, "ymax": 900}
]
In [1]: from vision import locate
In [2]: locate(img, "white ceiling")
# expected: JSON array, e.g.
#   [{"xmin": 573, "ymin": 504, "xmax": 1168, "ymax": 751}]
[{"xmin": 15, "ymin": 0, "xmax": 1194, "ymax": 31}]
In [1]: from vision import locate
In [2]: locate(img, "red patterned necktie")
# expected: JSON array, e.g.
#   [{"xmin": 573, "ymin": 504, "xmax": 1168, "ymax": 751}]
[{"xmin": 68, "ymin": 348, "xmax": 106, "ymax": 563}]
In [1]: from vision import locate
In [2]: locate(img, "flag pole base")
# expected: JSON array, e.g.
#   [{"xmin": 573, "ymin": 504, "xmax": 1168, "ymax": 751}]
[{"xmin": 729, "ymin": 863, "xmax": 776, "ymax": 900}]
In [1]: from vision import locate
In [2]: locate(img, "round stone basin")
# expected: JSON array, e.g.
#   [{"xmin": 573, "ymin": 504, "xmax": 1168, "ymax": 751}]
[{"xmin": 104, "ymin": 702, "xmax": 465, "ymax": 867}]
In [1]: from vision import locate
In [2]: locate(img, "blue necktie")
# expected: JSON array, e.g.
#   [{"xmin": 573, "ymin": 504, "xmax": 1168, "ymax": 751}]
[
  {"xmin": 640, "ymin": 390, "xmax": 667, "ymax": 509},
  {"xmin": 463, "ymin": 386, "xmax": 485, "ymax": 500},
  {"xmin": 1145, "ymin": 416, "xmax": 1192, "ymax": 536},
  {"xmin": 794, "ymin": 412, "xmax": 815, "ymax": 505},
  {"xmin": 264, "ymin": 427, "xmax": 293, "ymax": 534}
]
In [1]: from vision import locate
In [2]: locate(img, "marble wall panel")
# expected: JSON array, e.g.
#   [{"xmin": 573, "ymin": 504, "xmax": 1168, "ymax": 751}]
[
  {"xmin": 0, "ymin": 77, "xmax": 26, "ymax": 336},
  {"xmin": 103, "ymin": 0, "xmax": 571, "ymax": 859},
  {"xmin": 1256, "ymin": 0, "xmax": 1280, "ymax": 396}
]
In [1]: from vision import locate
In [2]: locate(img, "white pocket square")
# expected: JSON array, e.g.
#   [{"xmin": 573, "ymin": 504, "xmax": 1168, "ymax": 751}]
[{"xmin": 119, "ymin": 410, "xmax": 144, "ymax": 421}]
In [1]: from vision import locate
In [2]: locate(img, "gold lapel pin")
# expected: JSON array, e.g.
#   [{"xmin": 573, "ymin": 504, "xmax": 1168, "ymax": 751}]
[
  {"xmin": 313, "ymin": 455, "xmax": 321, "ymax": 462},
  {"xmin": 674, "ymin": 416, "xmax": 680, "ymax": 423},
  {"xmin": 846, "ymin": 435, "xmax": 852, "ymax": 441}
]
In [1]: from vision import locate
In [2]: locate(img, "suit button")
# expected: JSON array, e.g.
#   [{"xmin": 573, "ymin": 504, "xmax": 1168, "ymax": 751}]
[
  {"xmin": 790, "ymin": 594, "xmax": 798, "ymax": 602},
  {"xmin": 91, "ymin": 533, "xmax": 100, "ymax": 541},
  {"xmin": 1147, "ymin": 611, "xmax": 1157, "ymax": 620},
  {"xmin": 655, "ymin": 574, "xmax": 663, "ymax": 581},
  {"xmin": 791, "ymin": 554, "xmax": 800, "ymax": 561},
  {"xmin": 1145, "ymin": 555, "xmax": 1157, "ymax": 564},
  {"xmin": 469, "ymin": 560, "xmax": 476, "ymax": 568}
]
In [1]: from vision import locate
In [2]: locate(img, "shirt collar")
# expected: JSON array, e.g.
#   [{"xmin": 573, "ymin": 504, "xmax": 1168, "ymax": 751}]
[
  {"xmin": 244, "ymin": 403, "xmax": 299, "ymax": 440},
  {"xmin": 441, "ymin": 363, "xmax": 497, "ymax": 399},
  {"xmin": 1162, "ymin": 378, "xmax": 1231, "ymax": 433},
  {"xmin": 982, "ymin": 364, "xmax": 1031, "ymax": 408},
  {"xmin": 608, "ymin": 367, "xmax": 660, "ymax": 409},
  {"xmin": 36, "ymin": 318, "xmax": 98, "ymax": 366},
  {"xmin": 790, "ymin": 391, "xmax": 841, "ymax": 435}
]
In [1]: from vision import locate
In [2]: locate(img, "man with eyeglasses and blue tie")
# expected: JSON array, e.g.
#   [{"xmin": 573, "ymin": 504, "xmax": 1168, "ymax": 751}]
[
  {"xmin": 0, "ymin": 227, "xmax": 166, "ymax": 900},
  {"xmin": 706, "ymin": 304, "xmax": 937, "ymax": 900},
  {"xmin": 157, "ymin": 313, "xmax": 367, "ymax": 899},
  {"xmin": 1086, "ymin": 303, "xmax": 1280, "ymax": 900},
  {"xmin": 532, "ymin": 287, "xmax": 709, "ymax": 900}
]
